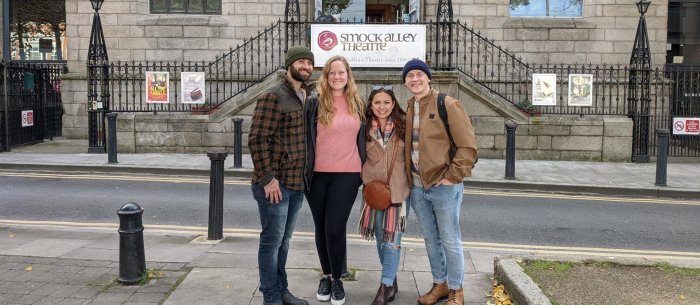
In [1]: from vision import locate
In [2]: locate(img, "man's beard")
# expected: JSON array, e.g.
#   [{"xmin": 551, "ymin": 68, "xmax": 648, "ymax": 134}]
[{"xmin": 290, "ymin": 66, "xmax": 311, "ymax": 82}]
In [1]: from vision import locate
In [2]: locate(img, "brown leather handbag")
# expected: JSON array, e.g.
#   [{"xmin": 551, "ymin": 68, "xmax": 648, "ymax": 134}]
[{"xmin": 363, "ymin": 140, "xmax": 399, "ymax": 210}]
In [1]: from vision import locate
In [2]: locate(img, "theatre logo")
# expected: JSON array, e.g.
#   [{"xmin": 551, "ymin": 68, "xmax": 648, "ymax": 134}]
[{"xmin": 310, "ymin": 24, "xmax": 426, "ymax": 68}]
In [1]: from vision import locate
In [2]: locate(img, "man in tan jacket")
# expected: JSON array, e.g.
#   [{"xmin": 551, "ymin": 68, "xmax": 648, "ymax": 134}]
[{"xmin": 402, "ymin": 58, "xmax": 478, "ymax": 305}]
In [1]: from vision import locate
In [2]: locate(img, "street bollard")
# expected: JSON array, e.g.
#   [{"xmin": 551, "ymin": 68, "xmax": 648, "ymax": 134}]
[
  {"xmin": 208, "ymin": 152, "xmax": 228, "ymax": 240},
  {"xmin": 655, "ymin": 129, "xmax": 670, "ymax": 186},
  {"xmin": 107, "ymin": 112, "xmax": 118, "ymax": 164},
  {"xmin": 505, "ymin": 122, "xmax": 518, "ymax": 180},
  {"xmin": 232, "ymin": 118, "xmax": 243, "ymax": 168},
  {"xmin": 118, "ymin": 202, "xmax": 146, "ymax": 285}
]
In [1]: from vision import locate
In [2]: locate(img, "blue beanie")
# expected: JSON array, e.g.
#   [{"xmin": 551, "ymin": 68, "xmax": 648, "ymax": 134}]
[{"xmin": 402, "ymin": 58, "xmax": 432, "ymax": 80}]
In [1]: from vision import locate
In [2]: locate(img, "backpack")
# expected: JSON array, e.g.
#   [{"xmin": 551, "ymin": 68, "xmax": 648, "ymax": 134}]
[{"xmin": 437, "ymin": 93, "xmax": 478, "ymax": 166}]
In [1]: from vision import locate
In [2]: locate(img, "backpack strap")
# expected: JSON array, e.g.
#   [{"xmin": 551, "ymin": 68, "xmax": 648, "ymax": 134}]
[
  {"xmin": 437, "ymin": 92, "xmax": 478, "ymax": 166},
  {"xmin": 437, "ymin": 92, "xmax": 453, "ymax": 145}
]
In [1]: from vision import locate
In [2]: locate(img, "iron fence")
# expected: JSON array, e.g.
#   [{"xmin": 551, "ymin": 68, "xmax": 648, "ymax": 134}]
[
  {"xmin": 1, "ymin": 61, "xmax": 65, "ymax": 152},
  {"xmin": 108, "ymin": 20, "xmax": 284, "ymax": 113}
]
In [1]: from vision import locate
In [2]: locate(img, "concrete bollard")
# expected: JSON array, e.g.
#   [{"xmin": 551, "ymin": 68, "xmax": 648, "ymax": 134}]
[
  {"xmin": 505, "ymin": 122, "xmax": 518, "ymax": 180},
  {"xmin": 655, "ymin": 129, "xmax": 670, "ymax": 187},
  {"xmin": 232, "ymin": 118, "xmax": 243, "ymax": 168},
  {"xmin": 118, "ymin": 202, "xmax": 146, "ymax": 284},
  {"xmin": 106, "ymin": 112, "xmax": 118, "ymax": 164},
  {"xmin": 208, "ymin": 152, "xmax": 228, "ymax": 240}
]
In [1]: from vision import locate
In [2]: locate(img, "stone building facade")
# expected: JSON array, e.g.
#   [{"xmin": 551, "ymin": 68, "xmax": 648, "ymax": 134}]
[{"xmin": 6, "ymin": 0, "xmax": 676, "ymax": 160}]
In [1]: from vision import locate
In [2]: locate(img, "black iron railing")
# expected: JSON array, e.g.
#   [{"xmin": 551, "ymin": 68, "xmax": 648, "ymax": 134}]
[
  {"xmin": 1, "ymin": 60, "xmax": 65, "ymax": 152},
  {"xmin": 108, "ymin": 20, "xmax": 284, "ymax": 113}
]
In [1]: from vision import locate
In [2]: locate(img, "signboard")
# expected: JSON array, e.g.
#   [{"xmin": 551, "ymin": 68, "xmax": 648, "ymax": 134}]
[
  {"xmin": 21, "ymin": 110, "xmax": 34, "ymax": 127},
  {"xmin": 310, "ymin": 24, "xmax": 426, "ymax": 68},
  {"xmin": 146, "ymin": 71, "xmax": 169, "ymax": 104},
  {"xmin": 181, "ymin": 72, "xmax": 206, "ymax": 104},
  {"xmin": 673, "ymin": 117, "xmax": 700, "ymax": 135},
  {"xmin": 532, "ymin": 73, "xmax": 556, "ymax": 106},
  {"xmin": 568, "ymin": 74, "xmax": 593, "ymax": 106}
]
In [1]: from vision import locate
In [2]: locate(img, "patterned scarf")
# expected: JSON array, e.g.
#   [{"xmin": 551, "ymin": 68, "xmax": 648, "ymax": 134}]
[
  {"xmin": 410, "ymin": 100, "xmax": 421, "ymax": 179},
  {"xmin": 359, "ymin": 117, "xmax": 407, "ymax": 242}
]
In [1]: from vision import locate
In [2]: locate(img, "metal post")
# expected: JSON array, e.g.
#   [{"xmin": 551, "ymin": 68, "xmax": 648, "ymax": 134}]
[
  {"xmin": 117, "ymin": 202, "xmax": 146, "ymax": 285},
  {"xmin": 505, "ymin": 122, "xmax": 517, "ymax": 180},
  {"xmin": 3, "ymin": 63, "xmax": 8, "ymax": 151},
  {"xmin": 655, "ymin": 128, "xmax": 669, "ymax": 186},
  {"xmin": 107, "ymin": 112, "xmax": 118, "ymax": 164},
  {"xmin": 629, "ymin": 0, "xmax": 652, "ymax": 163},
  {"xmin": 207, "ymin": 152, "xmax": 228, "ymax": 240},
  {"xmin": 233, "ymin": 118, "xmax": 243, "ymax": 168},
  {"xmin": 2, "ymin": 0, "xmax": 10, "ymax": 61}
]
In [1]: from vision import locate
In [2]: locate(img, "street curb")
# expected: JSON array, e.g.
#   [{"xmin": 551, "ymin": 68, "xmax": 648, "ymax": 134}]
[
  {"xmin": 464, "ymin": 180, "xmax": 700, "ymax": 199},
  {"xmin": 0, "ymin": 163, "xmax": 700, "ymax": 199},
  {"xmin": 3, "ymin": 162, "xmax": 700, "ymax": 198},
  {"xmin": 494, "ymin": 257, "xmax": 552, "ymax": 305}
]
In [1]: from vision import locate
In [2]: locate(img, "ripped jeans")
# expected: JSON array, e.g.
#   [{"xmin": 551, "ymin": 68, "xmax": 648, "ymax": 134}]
[{"xmin": 374, "ymin": 202, "xmax": 410, "ymax": 286}]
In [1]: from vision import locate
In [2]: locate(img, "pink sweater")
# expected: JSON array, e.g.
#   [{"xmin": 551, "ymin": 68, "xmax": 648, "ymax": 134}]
[{"xmin": 315, "ymin": 95, "xmax": 362, "ymax": 173}]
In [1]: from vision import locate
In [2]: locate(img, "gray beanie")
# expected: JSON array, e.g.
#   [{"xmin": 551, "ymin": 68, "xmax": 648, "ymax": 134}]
[{"xmin": 285, "ymin": 46, "xmax": 315, "ymax": 68}]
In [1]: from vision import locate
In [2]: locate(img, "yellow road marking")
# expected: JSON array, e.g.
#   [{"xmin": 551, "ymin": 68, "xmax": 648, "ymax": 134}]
[{"xmin": 1, "ymin": 219, "xmax": 698, "ymax": 261}]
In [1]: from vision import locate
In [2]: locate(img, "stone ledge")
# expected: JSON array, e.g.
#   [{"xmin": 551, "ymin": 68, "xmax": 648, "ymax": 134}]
[
  {"xmin": 137, "ymin": 15, "xmax": 229, "ymax": 27},
  {"xmin": 503, "ymin": 17, "xmax": 595, "ymax": 29},
  {"xmin": 494, "ymin": 257, "xmax": 552, "ymax": 305}
]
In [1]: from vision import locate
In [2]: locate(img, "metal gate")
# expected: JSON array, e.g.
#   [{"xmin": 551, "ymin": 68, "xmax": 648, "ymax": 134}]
[
  {"xmin": 0, "ymin": 61, "xmax": 64, "ymax": 152},
  {"xmin": 666, "ymin": 65, "xmax": 700, "ymax": 157}
]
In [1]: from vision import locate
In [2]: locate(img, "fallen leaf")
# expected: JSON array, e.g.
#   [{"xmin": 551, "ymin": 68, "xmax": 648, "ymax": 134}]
[
  {"xmin": 25, "ymin": 266, "xmax": 33, "ymax": 271},
  {"xmin": 679, "ymin": 294, "xmax": 686, "ymax": 300},
  {"xmin": 9, "ymin": 234, "xmax": 15, "ymax": 238}
]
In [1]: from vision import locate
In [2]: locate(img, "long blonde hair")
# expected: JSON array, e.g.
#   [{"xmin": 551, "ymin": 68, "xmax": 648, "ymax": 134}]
[{"xmin": 315, "ymin": 55, "xmax": 365, "ymax": 127}]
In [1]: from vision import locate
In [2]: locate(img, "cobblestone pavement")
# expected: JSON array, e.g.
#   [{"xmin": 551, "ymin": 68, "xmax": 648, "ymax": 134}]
[{"xmin": 0, "ymin": 255, "xmax": 188, "ymax": 305}]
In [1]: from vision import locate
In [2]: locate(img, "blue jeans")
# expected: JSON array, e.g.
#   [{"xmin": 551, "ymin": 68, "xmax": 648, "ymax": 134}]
[
  {"xmin": 374, "ymin": 202, "xmax": 410, "ymax": 286},
  {"xmin": 410, "ymin": 183, "xmax": 464, "ymax": 290},
  {"xmin": 251, "ymin": 183, "xmax": 304, "ymax": 303}
]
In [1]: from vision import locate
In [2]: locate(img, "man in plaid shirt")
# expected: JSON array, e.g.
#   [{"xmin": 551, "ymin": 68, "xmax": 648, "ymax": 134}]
[{"xmin": 249, "ymin": 46, "xmax": 314, "ymax": 305}]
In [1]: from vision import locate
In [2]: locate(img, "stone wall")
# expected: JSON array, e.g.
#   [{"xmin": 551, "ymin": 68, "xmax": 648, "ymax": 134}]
[
  {"xmin": 418, "ymin": 0, "xmax": 668, "ymax": 66},
  {"xmin": 64, "ymin": 0, "xmax": 311, "ymax": 73},
  {"xmin": 104, "ymin": 70, "xmax": 632, "ymax": 161}
]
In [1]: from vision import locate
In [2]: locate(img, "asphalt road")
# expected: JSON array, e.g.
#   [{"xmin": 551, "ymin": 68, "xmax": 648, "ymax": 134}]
[{"xmin": 1, "ymin": 170, "xmax": 699, "ymax": 254}]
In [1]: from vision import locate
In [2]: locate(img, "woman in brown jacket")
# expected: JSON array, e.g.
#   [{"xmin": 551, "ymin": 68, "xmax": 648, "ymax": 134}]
[{"xmin": 359, "ymin": 85, "xmax": 411, "ymax": 305}]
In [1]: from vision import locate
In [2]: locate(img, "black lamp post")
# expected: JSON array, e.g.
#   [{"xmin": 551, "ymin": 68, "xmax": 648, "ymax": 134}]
[
  {"xmin": 628, "ymin": 0, "xmax": 652, "ymax": 163},
  {"xmin": 91, "ymin": 0, "xmax": 104, "ymax": 11},
  {"xmin": 87, "ymin": 0, "xmax": 110, "ymax": 153}
]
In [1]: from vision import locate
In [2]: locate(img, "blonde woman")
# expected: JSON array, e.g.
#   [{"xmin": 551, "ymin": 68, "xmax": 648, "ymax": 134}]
[{"xmin": 304, "ymin": 55, "xmax": 366, "ymax": 305}]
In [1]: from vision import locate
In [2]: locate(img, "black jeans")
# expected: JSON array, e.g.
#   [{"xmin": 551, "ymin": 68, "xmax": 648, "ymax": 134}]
[{"xmin": 308, "ymin": 172, "xmax": 362, "ymax": 279}]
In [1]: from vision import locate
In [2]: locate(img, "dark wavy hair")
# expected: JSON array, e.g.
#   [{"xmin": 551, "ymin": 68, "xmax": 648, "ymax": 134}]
[{"xmin": 365, "ymin": 88, "xmax": 406, "ymax": 142}]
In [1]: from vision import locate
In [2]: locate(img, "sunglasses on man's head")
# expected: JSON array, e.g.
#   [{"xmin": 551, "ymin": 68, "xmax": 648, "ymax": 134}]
[{"xmin": 371, "ymin": 84, "xmax": 393, "ymax": 92}]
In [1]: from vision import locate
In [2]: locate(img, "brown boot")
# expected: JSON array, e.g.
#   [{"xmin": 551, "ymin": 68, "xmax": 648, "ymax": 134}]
[
  {"xmin": 417, "ymin": 282, "xmax": 449, "ymax": 305},
  {"xmin": 370, "ymin": 284, "xmax": 390, "ymax": 305},
  {"xmin": 445, "ymin": 288, "xmax": 464, "ymax": 305}
]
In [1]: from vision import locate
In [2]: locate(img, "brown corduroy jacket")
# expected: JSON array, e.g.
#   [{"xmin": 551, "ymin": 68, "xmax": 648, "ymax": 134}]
[{"xmin": 404, "ymin": 89, "xmax": 478, "ymax": 187}]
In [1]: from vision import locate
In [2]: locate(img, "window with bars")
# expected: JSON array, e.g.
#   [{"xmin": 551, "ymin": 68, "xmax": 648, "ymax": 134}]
[{"xmin": 150, "ymin": 0, "xmax": 222, "ymax": 14}]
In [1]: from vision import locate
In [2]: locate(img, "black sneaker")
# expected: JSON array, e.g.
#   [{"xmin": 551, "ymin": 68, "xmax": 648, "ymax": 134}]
[
  {"xmin": 316, "ymin": 276, "xmax": 331, "ymax": 301},
  {"xmin": 331, "ymin": 279, "xmax": 345, "ymax": 305}
]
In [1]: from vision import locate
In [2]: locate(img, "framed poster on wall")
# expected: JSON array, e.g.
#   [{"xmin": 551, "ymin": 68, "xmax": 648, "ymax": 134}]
[
  {"xmin": 568, "ymin": 74, "xmax": 593, "ymax": 106},
  {"xmin": 532, "ymin": 73, "xmax": 556, "ymax": 106},
  {"xmin": 146, "ymin": 71, "xmax": 169, "ymax": 104}
]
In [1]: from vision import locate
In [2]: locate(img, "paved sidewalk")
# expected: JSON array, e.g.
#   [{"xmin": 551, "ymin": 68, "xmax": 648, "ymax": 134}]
[
  {"xmin": 0, "ymin": 223, "xmax": 502, "ymax": 305},
  {"xmin": 2, "ymin": 139, "xmax": 700, "ymax": 198}
]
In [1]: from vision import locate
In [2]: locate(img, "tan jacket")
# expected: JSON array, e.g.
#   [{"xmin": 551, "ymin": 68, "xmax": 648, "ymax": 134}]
[
  {"xmin": 404, "ymin": 89, "xmax": 478, "ymax": 187},
  {"xmin": 362, "ymin": 135, "xmax": 411, "ymax": 204}
]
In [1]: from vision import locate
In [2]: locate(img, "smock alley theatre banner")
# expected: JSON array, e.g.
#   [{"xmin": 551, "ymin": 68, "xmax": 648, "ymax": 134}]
[{"xmin": 310, "ymin": 24, "xmax": 427, "ymax": 68}]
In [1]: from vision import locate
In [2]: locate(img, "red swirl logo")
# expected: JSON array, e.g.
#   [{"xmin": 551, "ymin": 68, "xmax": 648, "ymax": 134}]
[{"xmin": 317, "ymin": 31, "xmax": 338, "ymax": 51}]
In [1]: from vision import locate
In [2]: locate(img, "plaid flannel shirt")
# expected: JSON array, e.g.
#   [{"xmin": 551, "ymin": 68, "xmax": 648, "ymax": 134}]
[{"xmin": 248, "ymin": 79, "xmax": 306, "ymax": 190}]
